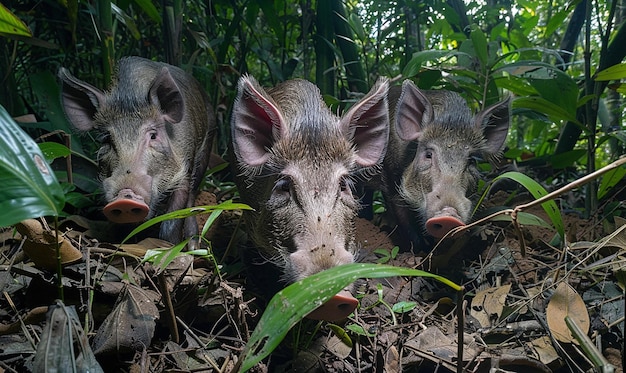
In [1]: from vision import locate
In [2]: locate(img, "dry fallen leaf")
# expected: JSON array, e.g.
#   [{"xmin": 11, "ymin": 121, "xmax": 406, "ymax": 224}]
[
  {"xmin": 546, "ymin": 282, "xmax": 590, "ymax": 344},
  {"xmin": 528, "ymin": 335, "xmax": 561, "ymax": 367},
  {"xmin": 470, "ymin": 284, "xmax": 512, "ymax": 328},
  {"xmin": 92, "ymin": 283, "xmax": 160, "ymax": 356}
]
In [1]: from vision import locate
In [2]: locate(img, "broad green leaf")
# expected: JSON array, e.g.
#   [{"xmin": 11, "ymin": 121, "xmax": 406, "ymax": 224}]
[
  {"xmin": 402, "ymin": 50, "xmax": 455, "ymax": 78},
  {"xmin": 143, "ymin": 239, "xmax": 188, "ymax": 272},
  {"xmin": 0, "ymin": 3, "xmax": 31, "ymax": 37},
  {"xmin": 38, "ymin": 142, "xmax": 72, "ymax": 163},
  {"xmin": 513, "ymin": 96, "xmax": 580, "ymax": 124},
  {"xmin": 470, "ymin": 26, "xmax": 489, "ymax": 67},
  {"xmin": 594, "ymin": 63, "xmax": 626, "ymax": 81},
  {"xmin": 121, "ymin": 200, "xmax": 252, "ymax": 243},
  {"xmin": 132, "ymin": 0, "xmax": 161, "ymax": 23},
  {"xmin": 0, "ymin": 105, "xmax": 65, "ymax": 227},
  {"xmin": 348, "ymin": 12, "xmax": 366, "ymax": 41},
  {"xmin": 488, "ymin": 211, "xmax": 553, "ymax": 229},
  {"xmin": 488, "ymin": 171, "xmax": 564, "ymax": 240},
  {"xmin": 497, "ymin": 61, "xmax": 579, "ymax": 114},
  {"xmin": 543, "ymin": 9, "xmax": 569, "ymax": 39},
  {"xmin": 392, "ymin": 301, "xmax": 417, "ymax": 313},
  {"xmin": 239, "ymin": 263, "xmax": 461, "ymax": 371},
  {"xmin": 597, "ymin": 165, "xmax": 626, "ymax": 200}
]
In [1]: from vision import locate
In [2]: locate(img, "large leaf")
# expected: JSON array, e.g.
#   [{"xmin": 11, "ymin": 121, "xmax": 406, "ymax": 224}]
[
  {"xmin": 239, "ymin": 263, "xmax": 461, "ymax": 371},
  {"xmin": 497, "ymin": 61, "xmax": 579, "ymax": 115},
  {"xmin": 594, "ymin": 62, "xmax": 626, "ymax": 81},
  {"xmin": 0, "ymin": 3, "xmax": 31, "ymax": 37},
  {"xmin": 0, "ymin": 105, "xmax": 65, "ymax": 227},
  {"xmin": 92, "ymin": 283, "xmax": 160, "ymax": 356},
  {"xmin": 33, "ymin": 300, "xmax": 104, "ymax": 373}
]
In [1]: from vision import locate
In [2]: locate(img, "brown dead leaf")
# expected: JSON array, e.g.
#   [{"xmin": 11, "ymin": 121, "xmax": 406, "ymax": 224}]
[
  {"xmin": 33, "ymin": 300, "xmax": 103, "ymax": 373},
  {"xmin": 470, "ymin": 284, "xmax": 512, "ymax": 328},
  {"xmin": 528, "ymin": 335, "xmax": 561, "ymax": 367},
  {"xmin": 15, "ymin": 219, "xmax": 82, "ymax": 270},
  {"xmin": 92, "ymin": 283, "xmax": 160, "ymax": 356},
  {"xmin": 546, "ymin": 282, "xmax": 590, "ymax": 344}
]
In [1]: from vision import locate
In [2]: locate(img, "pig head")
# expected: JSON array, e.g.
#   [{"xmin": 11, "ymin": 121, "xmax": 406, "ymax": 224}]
[
  {"xmin": 382, "ymin": 80, "xmax": 510, "ymax": 248},
  {"xmin": 231, "ymin": 75, "xmax": 389, "ymax": 321},
  {"xmin": 59, "ymin": 57, "xmax": 215, "ymax": 247}
]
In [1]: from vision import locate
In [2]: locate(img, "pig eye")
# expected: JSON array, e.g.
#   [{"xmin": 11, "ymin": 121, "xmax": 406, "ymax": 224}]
[
  {"xmin": 149, "ymin": 131, "xmax": 158, "ymax": 140},
  {"xmin": 274, "ymin": 177, "xmax": 292, "ymax": 194},
  {"xmin": 97, "ymin": 132, "xmax": 111, "ymax": 144},
  {"xmin": 339, "ymin": 178, "xmax": 352, "ymax": 194},
  {"xmin": 424, "ymin": 149, "xmax": 433, "ymax": 159}
]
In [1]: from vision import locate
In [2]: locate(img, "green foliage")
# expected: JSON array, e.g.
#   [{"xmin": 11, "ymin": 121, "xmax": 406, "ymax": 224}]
[
  {"xmin": 477, "ymin": 171, "xmax": 565, "ymax": 243},
  {"xmin": 0, "ymin": 105, "xmax": 65, "ymax": 227},
  {"xmin": 121, "ymin": 200, "xmax": 252, "ymax": 245},
  {"xmin": 238, "ymin": 263, "xmax": 461, "ymax": 372},
  {"xmin": 0, "ymin": 3, "xmax": 31, "ymax": 37}
]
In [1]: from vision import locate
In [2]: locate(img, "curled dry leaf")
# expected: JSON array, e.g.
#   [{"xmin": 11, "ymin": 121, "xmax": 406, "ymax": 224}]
[
  {"xmin": 92, "ymin": 283, "xmax": 160, "ymax": 356},
  {"xmin": 15, "ymin": 219, "xmax": 82, "ymax": 270},
  {"xmin": 470, "ymin": 284, "xmax": 512, "ymax": 328},
  {"xmin": 546, "ymin": 282, "xmax": 590, "ymax": 344}
]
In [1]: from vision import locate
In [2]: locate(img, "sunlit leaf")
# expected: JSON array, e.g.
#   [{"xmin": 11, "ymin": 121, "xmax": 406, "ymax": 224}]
[
  {"xmin": 0, "ymin": 3, "xmax": 31, "ymax": 37},
  {"xmin": 239, "ymin": 263, "xmax": 461, "ymax": 371},
  {"xmin": 0, "ymin": 106, "xmax": 65, "ymax": 226},
  {"xmin": 121, "ymin": 200, "xmax": 251, "ymax": 244},
  {"xmin": 594, "ymin": 63, "xmax": 626, "ymax": 81}
]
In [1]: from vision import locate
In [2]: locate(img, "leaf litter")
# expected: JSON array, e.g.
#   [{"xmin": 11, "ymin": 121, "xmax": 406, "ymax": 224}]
[{"xmin": 0, "ymin": 184, "xmax": 624, "ymax": 372}]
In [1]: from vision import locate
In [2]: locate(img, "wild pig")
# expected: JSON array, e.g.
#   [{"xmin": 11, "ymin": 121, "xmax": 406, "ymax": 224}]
[
  {"xmin": 58, "ymin": 56, "xmax": 215, "ymax": 248},
  {"xmin": 231, "ymin": 75, "xmax": 389, "ymax": 321},
  {"xmin": 381, "ymin": 80, "xmax": 510, "ymax": 248}
]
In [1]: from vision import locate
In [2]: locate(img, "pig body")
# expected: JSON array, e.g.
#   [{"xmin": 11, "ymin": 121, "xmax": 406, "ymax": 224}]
[
  {"xmin": 231, "ymin": 75, "xmax": 389, "ymax": 321},
  {"xmin": 380, "ymin": 80, "xmax": 510, "ymax": 249},
  {"xmin": 59, "ymin": 56, "xmax": 215, "ymax": 247}
]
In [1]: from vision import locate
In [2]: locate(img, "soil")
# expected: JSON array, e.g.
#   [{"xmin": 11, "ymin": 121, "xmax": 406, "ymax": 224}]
[{"xmin": 0, "ymin": 182, "xmax": 624, "ymax": 372}]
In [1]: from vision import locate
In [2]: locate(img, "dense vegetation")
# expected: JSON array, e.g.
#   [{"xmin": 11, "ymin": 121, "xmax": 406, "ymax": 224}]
[{"xmin": 0, "ymin": 0, "xmax": 625, "ymax": 372}]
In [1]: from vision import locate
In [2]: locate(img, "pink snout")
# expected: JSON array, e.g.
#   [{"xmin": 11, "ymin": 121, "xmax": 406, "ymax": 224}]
[
  {"xmin": 103, "ymin": 189, "xmax": 150, "ymax": 224},
  {"xmin": 306, "ymin": 289, "xmax": 358, "ymax": 322},
  {"xmin": 426, "ymin": 215, "xmax": 466, "ymax": 238}
]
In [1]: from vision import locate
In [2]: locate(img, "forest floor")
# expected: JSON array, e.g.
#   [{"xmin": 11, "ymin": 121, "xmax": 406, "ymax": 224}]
[{"xmin": 0, "ymin": 176, "xmax": 624, "ymax": 372}]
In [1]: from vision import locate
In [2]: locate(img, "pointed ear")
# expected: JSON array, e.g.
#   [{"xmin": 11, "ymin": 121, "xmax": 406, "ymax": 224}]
[
  {"xmin": 476, "ymin": 96, "xmax": 511, "ymax": 155},
  {"xmin": 340, "ymin": 77, "xmax": 390, "ymax": 168},
  {"xmin": 231, "ymin": 75, "xmax": 285, "ymax": 167},
  {"xmin": 58, "ymin": 67, "xmax": 106, "ymax": 131},
  {"xmin": 149, "ymin": 67, "xmax": 185, "ymax": 124},
  {"xmin": 394, "ymin": 80, "xmax": 433, "ymax": 141}
]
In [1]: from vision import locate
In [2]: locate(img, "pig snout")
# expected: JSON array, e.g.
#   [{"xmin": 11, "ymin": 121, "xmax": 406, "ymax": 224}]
[
  {"xmin": 426, "ymin": 207, "xmax": 466, "ymax": 238},
  {"xmin": 423, "ymin": 183, "xmax": 471, "ymax": 238},
  {"xmin": 103, "ymin": 189, "xmax": 150, "ymax": 224},
  {"xmin": 305, "ymin": 289, "xmax": 358, "ymax": 322}
]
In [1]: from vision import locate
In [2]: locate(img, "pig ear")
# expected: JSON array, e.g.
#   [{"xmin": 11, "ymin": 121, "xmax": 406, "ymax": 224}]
[
  {"xmin": 394, "ymin": 80, "xmax": 433, "ymax": 141},
  {"xmin": 231, "ymin": 75, "xmax": 285, "ymax": 167},
  {"xmin": 58, "ymin": 67, "xmax": 106, "ymax": 131},
  {"xmin": 150, "ymin": 67, "xmax": 185, "ymax": 124},
  {"xmin": 340, "ymin": 77, "xmax": 390, "ymax": 167},
  {"xmin": 475, "ymin": 96, "xmax": 511, "ymax": 155}
]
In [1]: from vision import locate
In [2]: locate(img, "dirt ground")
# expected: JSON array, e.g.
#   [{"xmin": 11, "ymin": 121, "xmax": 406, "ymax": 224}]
[{"xmin": 0, "ymin": 184, "xmax": 624, "ymax": 372}]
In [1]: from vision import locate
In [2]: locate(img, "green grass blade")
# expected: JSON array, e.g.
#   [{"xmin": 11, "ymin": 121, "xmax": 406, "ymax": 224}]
[
  {"xmin": 121, "ymin": 200, "xmax": 251, "ymax": 244},
  {"xmin": 239, "ymin": 263, "xmax": 461, "ymax": 371},
  {"xmin": 492, "ymin": 171, "xmax": 564, "ymax": 240}
]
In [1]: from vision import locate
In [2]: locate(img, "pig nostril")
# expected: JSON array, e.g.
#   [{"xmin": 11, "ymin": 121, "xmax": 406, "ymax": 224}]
[
  {"xmin": 131, "ymin": 208, "xmax": 144, "ymax": 215},
  {"xmin": 336, "ymin": 302, "xmax": 354, "ymax": 312},
  {"xmin": 110, "ymin": 209, "xmax": 123, "ymax": 217}
]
